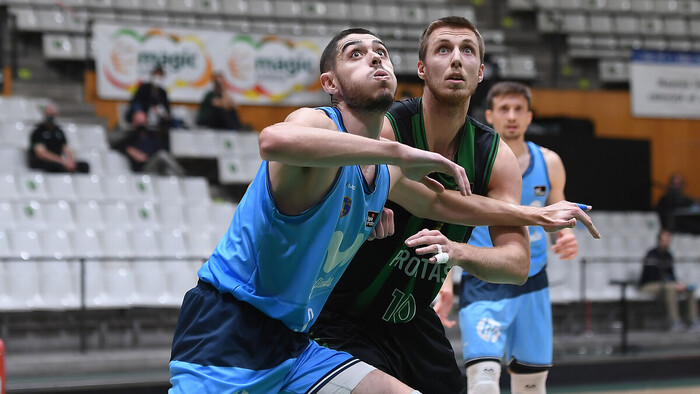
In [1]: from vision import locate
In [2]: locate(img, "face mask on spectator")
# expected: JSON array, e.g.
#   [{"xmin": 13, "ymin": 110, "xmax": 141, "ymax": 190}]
[{"xmin": 152, "ymin": 76, "xmax": 164, "ymax": 87}]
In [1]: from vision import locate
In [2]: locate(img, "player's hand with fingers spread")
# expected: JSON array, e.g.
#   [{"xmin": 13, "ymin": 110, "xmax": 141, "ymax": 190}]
[
  {"xmin": 537, "ymin": 201, "xmax": 601, "ymax": 239},
  {"xmin": 551, "ymin": 231, "xmax": 578, "ymax": 260},
  {"xmin": 404, "ymin": 229, "xmax": 456, "ymax": 264},
  {"xmin": 397, "ymin": 144, "xmax": 471, "ymax": 196},
  {"xmin": 367, "ymin": 207, "xmax": 394, "ymax": 241}
]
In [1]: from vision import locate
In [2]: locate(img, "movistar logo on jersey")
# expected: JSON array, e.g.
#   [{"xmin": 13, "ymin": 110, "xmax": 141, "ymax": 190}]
[
  {"xmin": 339, "ymin": 196, "xmax": 352, "ymax": 218},
  {"xmin": 322, "ymin": 231, "xmax": 364, "ymax": 273},
  {"xmin": 476, "ymin": 317, "xmax": 502, "ymax": 343}
]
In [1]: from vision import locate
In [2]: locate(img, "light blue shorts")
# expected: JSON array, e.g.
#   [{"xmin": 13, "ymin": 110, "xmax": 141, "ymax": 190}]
[{"xmin": 459, "ymin": 286, "xmax": 553, "ymax": 367}]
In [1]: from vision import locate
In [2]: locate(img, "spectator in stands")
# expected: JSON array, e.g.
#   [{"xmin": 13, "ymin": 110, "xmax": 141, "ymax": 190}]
[
  {"xmin": 29, "ymin": 104, "xmax": 89, "ymax": 173},
  {"xmin": 126, "ymin": 64, "xmax": 171, "ymax": 129},
  {"xmin": 196, "ymin": 72, "xmax": 244, "ymax": 130},
  {"xmin": 656, "ymin": 172, "xmax": 698, "ymax": 232},
  {"xmin": 639, "ymin": 229, "xmax": 700, "ymax": 332},
  {"xmin": 116, "ymin": 110, "xmax": 185, "ymax": 176}
]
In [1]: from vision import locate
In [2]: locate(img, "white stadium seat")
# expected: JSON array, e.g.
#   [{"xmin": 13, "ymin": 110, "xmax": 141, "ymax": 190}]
[
  {"xmin": 158, "ymin": 204, "xmax": 186, "ymax": 229},
  {"xmin": 162, "ymin": 259, "xmax": 197, "ymax": 306},
  {"xmin": 129, "ymin": 201, "xmax": 159, "ymax": 229},
  {"xmin": 196, "ymin": 0, "xmax": 222, "ymax": 14},
  {"xmin": 0, "ymin": 202, "xmax": 17, "ymax": 231},
  {"xmin": 209, "ymin": 202, "xmax": 236, "ymax": 237},
  {"xmin": 101, "ymin": 201, "xmax": 132, "ymax": 231},
  {"xmin": 14, "ymin": 200, "xmax": 47, "ymax": 230},
  {"xmin": 18, "ymin": 173, "xmax": 48, "ymax": 200},
  {"xmin": 181, "ymin": 177, "xmax": 210, "ymax": 203},
  {"xmin": 101, "ymin": 174, "xmax": 133, "ymax": 201},
  {"xmin": 159, "ymin": 229, "xmax": 188, "ymax": 259},
  {"xmin": 221, "ymin": 0, "xmax": 249, "ymax": 16},
  {"xmin": 0, "ymin": 147, "xmax": 27, "ymax": 174},
  {"xmin": 186, "ymin": 230, "xmax": 216, "ymax": 260},
  {"xmin": 45, "ymin": 174, "xmax": 77, "ymax": 201},
  {"xmin": 0, "ymin": 121, "xmax": 30, "ymax": 149},
  {"xmin": 43, "ymin": 200, "xmax": 76, "ymax": 230},
  {"xmin": 154, "ymin": 176, "xmax": 184, "ymax": 203},
  {"xmin": 73, "ymin": 174, "xmax": 104, "ymax": 201},
  {"xmin": 0, "ymin": 174, "xmax": 20, "ymax": 200},
  {"xmin": 103, "ymin": 151, "xmax": 132, "ymax": 175}
]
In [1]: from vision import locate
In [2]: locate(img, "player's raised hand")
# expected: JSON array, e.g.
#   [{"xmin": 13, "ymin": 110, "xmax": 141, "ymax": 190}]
[
  {"xmin": 552, "ymin": 231, "xmax": 578, "ymax": 260},
  {"xmin": 433, "ymin": 285, "xmax": 457, "ymax": 328},
  {"xmin": 397, "ymin": 145, "xmax": 471, "ymax": 196},
  {"xmin": 538, "ymin": 201, "xmax": 600, "ymax": 239}
]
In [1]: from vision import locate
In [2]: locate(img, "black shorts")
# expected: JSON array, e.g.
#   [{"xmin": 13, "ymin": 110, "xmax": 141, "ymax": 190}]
[{"xmin": 310, "ymin": 307, "xmax": 466, "ymax": 394}]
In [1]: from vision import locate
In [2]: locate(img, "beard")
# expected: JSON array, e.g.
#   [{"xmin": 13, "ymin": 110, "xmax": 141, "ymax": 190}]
[
  {"xmin": 338, "ymin": 79, "xmax": 395, "ymax": 114},
  {"xmin": 423, "ymin": 66, "xmax": 478, "ymax": 107}
]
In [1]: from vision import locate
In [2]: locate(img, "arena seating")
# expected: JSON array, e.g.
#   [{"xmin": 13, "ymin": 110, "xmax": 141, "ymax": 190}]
[
  {"xmin": 4, "ymin": 0, "xmax": 532, "ymax": 79},
  {"xmin": 0, "ymin": 101, "xmax": 237, "ymax": 312},
  {"xmin": 532, "ymin": 0, "xmax": 700, "ymax": 84}
]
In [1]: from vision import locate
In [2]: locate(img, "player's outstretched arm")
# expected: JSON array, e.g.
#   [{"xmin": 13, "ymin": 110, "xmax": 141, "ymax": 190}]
[
  {"xmin": 388, "ymin": 175, "xmax": 601, "ymax": 239},
  {"xmin": 260, "ymin": 108, "xmax": 471, "ymax": 195}
]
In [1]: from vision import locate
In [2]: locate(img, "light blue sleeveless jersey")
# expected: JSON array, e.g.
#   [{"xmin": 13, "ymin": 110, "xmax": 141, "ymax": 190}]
[
  {"xmin": 468, "ymin": 141, "xmax": 550, "ymax": 277},
  {"xmin": 198, "ymin": 107, "xmax": 390, "ymax": 332}
]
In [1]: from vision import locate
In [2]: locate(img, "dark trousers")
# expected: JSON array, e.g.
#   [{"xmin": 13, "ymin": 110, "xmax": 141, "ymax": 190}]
[{"xmin": 30, "ymin": 159, "xmax": 90, "ymax": 173}]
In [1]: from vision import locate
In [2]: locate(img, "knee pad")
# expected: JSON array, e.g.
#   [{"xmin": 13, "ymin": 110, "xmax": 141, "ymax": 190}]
[
  {"xmin": 466, "ymin": 360, "xmax": 502, "ymax": 394},
  {"xmin": 509, "ymin": 370, "xmax": 548, "ymax": 394}
]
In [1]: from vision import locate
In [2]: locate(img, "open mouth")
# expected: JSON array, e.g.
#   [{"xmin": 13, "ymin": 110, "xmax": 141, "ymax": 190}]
[
  {"xmin": 446, "ymin": 73, "xmax": 465, "ymax": 82},
  {"xmin": 373, "ymin": 69, "xmax": 391, "ymax": 80}
]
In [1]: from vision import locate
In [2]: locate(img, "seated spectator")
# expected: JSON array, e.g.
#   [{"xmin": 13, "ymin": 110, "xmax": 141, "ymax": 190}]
[
  {"xmin": 29, "ymin": 104, "xmax": 89, "ymax": 173},
  {"xmin": 639, "ymin": 229, "xmax": 699, "ymax": 332},
  {"xmin": 116, "ymin": 111, "xmax": 185, "ymax": 177},
  {"xmin": 656, "ymin": 172, "xmax": 699, "ymax": 232},
  {"xmin": 195, "ymin": 72, "xmax": 243, "ymax": 130},
  {"xmin": 126, "ymin": 64, "xmax": 172, "ymax": 129}
]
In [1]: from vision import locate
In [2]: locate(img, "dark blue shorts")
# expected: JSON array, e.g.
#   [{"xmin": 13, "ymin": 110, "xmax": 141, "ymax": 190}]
[{"xmin": 169, "ymin": 281, "xmax": 364, "ymax": 393}]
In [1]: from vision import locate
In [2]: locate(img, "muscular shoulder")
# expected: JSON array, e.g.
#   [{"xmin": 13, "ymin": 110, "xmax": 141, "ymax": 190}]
[
  {"xmin": 487, "ymin": 139, "xmax": 522, "ymax": 203},
  {"xmin": 539, "ymin": 145, "xmax": 565, "ymax": 175},
  {"xmin": 284, "ymin": 107, "xmax": 339, "ymax": 130}
]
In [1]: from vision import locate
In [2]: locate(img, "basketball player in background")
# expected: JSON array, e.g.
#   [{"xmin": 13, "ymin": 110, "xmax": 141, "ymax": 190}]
[{"xmin": 457, "ymin": 81, "xmax": 578, "ymax": 394}]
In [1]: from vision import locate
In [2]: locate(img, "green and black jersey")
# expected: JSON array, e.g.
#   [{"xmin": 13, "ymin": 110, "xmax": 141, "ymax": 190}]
[{"xmin": 322, "ymin": 97, "xmax": 500, "ymax": 323}]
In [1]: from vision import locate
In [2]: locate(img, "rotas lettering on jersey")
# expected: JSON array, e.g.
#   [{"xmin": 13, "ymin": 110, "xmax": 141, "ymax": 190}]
[{"xmin": 388, "ymin": 248, "xmax": 450, "ymax": 283}]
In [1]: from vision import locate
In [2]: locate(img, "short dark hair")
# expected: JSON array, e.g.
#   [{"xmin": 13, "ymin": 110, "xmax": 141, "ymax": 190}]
[
  {"xmin": 418, "ymin": 16, "xmax": 485, "ymax": 64},
  {"xmin": 320, "ymin": 28, "xmax": 377, "ymax": 73},
  {"xmin": 152, "ymin": 64, "xmax": 164, "ymax": 75},
  {"xmin": 486, "ymin": 81, "xmax": 532, "ymax": 110}
]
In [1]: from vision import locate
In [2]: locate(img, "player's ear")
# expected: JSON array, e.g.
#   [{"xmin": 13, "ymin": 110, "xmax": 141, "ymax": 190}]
[
  {"xmin": 477, "ymin": 63, "xmax": 484, "ymax": 83},
  {"xmin": 320, "ymin": 72, "xmax": 338, "ymax": 95},
  {"xmin": 417, "ymin": 59, "xmax": 426, "ymax": 81},
  {"xmin": 485, "ymin": 109, "xmax": 493, "ymax": 125}
]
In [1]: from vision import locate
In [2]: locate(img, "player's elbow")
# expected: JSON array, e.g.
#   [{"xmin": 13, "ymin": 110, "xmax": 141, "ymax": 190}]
[
  {"xmin": 258, "ymin": 124, "xmax": 287, "ymax": 161},
  {"xmin": 511, "ymin": 258, "xmax": 530, "ymax": 285},
  {"xmin": 512, "ymin": 247, "xmax": 531, "ymax": 284}
]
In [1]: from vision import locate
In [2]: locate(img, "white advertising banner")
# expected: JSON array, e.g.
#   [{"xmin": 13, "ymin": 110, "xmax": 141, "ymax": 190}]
[
  {"xmin": 630, "ymin": 49, "xmax": 700, "ymax": 119},
  {"xmin": 93, "ymin": 22, "xmax": 331, "ymax": 105}
]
